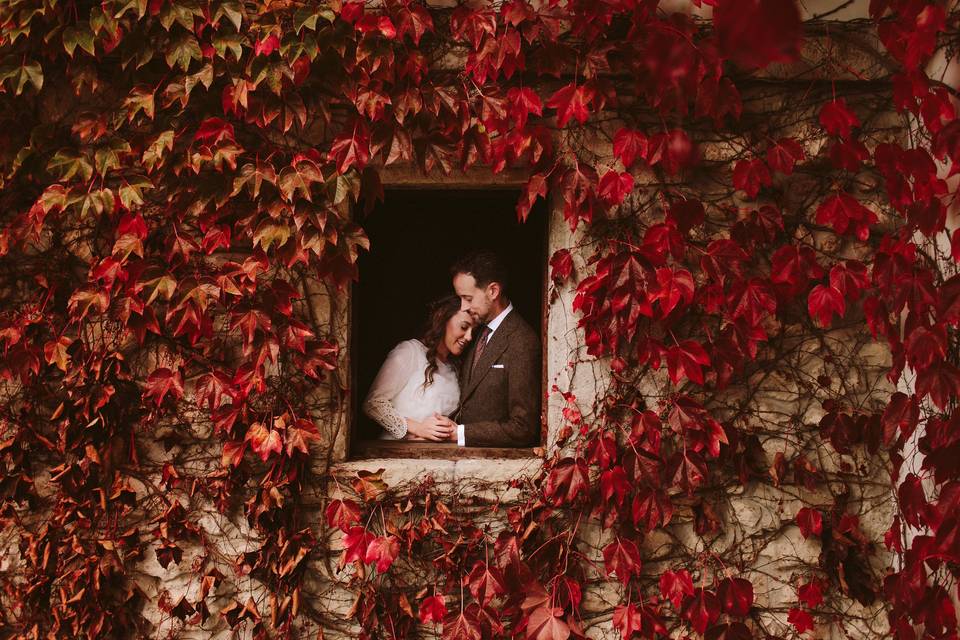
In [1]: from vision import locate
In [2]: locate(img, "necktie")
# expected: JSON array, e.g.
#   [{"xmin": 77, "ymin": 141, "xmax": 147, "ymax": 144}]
[{"xmin": 472, "ymin": 326, "xmax": 491, "ymax": 373}]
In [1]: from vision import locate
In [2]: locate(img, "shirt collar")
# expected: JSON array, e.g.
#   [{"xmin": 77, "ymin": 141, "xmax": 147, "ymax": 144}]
[{"xmin": 484, "ymin": 302, "xmax": 513, "ymax": 337}]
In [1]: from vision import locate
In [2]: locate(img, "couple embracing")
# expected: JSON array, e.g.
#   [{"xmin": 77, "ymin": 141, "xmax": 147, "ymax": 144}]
[{"xmin": 362, "ymin": 252, "xmax": 540, "ymax": 447}]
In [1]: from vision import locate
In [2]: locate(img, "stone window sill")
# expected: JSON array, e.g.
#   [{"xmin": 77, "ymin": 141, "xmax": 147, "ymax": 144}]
[{"xmin": 351, "ymin": 440, "xmax": 540, "ymax": 461}]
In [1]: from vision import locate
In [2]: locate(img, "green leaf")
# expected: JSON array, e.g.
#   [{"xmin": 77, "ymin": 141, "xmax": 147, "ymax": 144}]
[
  {"xmin": 278, "ymin": 159, "xmax": 323, "ymax": 202},
  {"xmin": 159, "ymin": 0, "xmax": 202, "ymax": 31},
  {"xmin": 232, "ymin": 161, "xmax": 277, "ymax": 199},
  {"xmin": 39, "ymin": 185, "xmax": 69, "ymax": 214},
  {"xmin": 250, "ymin": 57, "xmax": 292, "ymax": 94},
  {"xmin": 339, "ymin": 222, "xmax": 370, "ymax": 263},
  {"xmin": 0, "ymin": 58, "xmax": 43, "ymax": 95},
  {"xmin": 253, "ymin": 220, "xmax": 291, "ymax": 251},
  {"xmin": 294, "ymin": 7, "xmax": 320, "ymax": 34},
  {"xmin": 113, "ymin": 0, "xmax": 147, "ymax": 19},
  {"xmin": 214, "ymin": 0, "xmax": 244, "ymax": 30},
  {"xmin": 47, "ymin": 149, "xmax": 93, "ymax": 182},
  {"xmin": 184, "ymin": 63, "xmax": 214, "ymax": 94},
  {"xmin": 79, "ymin": 188, "xmax": 115, "ymax": 218},
  {"xmin": 212, "ymin": 143, "xmax": 243, "ymax": 171},
  {"xmin": 165, "ymin": 32, "xmax": 201, "ymax": 71},
  {"xmin": 9, "ymin": 146, "xmax": 32, "ymax": 177},
  {"xmin": 94, "ymin": 140, "xmax": 131, "ymax": 176},
  {"xmin": 123, "ymin": 85, "xmax": 155, "ymax": 121},
  {"xmin": 212, "ymin": 32, "xmax": 244, "ymax": 61},
  {"xmin": 89, "ymin": 5, "xmax": 118, "ymax": 36},
  {"xmin": 62, "ymin": 25, "xmax": 96, "ymax": 56},
  {"xmin": 330, "ymin": 171, "xmax": 360, "ymax": 205},
  {"xmin": 121, "ymin": 36, "xmax": 155, "ymax": 69},
  {"xmin": 119, "ymin": 176, "xmax": 154, "ymax": 210},
  {"xmin": 281, "ymin": 33, "xmax": 319, "ymax": 62},
  {"xmin": 143, "ymin": 130, "xmax": 175, "ymax": 173}
]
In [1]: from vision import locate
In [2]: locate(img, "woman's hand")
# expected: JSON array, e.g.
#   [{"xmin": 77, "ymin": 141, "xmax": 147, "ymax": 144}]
[{"xmin": 405, "ymin": 416, "xmax": 454, "ymax": 441}]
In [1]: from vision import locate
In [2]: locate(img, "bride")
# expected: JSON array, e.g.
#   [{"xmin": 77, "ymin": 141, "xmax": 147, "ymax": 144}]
[{"xmin": 363, "ymin": 295, "xmax": 476, "ymax": 441}]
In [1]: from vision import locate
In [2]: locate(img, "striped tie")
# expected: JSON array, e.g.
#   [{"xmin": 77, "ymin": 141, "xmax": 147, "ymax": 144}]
[{"xmin": 472, "ymin": 326, "xmax": 491, "ymax": 373}]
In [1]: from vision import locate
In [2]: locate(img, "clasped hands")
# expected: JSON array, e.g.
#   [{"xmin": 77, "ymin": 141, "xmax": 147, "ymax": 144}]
[{"xmin": 404, "ymin": 413, "xmax": 458, "ymax": 442}]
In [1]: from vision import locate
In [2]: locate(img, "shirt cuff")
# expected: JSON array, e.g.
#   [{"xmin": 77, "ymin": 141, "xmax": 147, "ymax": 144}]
[{"xmin": 457, "ymin": 424, "xmax": 465, "ymax": 447}]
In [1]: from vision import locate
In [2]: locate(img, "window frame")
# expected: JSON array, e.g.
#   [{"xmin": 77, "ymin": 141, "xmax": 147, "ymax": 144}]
[{"xmin": 341, "ymin": 165, "xmax": 551, "ymax": 463}]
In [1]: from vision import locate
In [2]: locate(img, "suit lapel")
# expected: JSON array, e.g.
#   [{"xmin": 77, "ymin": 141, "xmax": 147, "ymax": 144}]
[{"xmin": 460, "ymin": 313, "xmax": 517, "ymax": 404}]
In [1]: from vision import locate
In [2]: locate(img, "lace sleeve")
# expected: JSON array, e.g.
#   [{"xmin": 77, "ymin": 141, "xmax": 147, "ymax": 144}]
[{"xmin": 362, "ymin": 341, "xmax": 420, "ymax": 439}]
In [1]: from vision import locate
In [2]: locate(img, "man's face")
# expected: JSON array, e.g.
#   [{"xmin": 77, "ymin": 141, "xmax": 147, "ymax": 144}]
[{"xmin": 453, "ymin": 273, "xmax": 496, "ymax": 323}]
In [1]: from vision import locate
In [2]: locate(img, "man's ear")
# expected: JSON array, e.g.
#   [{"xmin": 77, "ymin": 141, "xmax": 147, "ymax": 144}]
[{"xmin": 487, "ymin": 282, "xmax": 501, "ymax": 301}]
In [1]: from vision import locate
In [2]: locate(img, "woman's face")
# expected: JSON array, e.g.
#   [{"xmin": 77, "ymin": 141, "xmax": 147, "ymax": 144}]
[{"xmin": 443, "ymin": 310, "xmax": 476, "ymax": 356}]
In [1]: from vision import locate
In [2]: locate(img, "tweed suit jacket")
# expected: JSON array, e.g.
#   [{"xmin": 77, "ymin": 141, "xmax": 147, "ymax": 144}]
[{"xmin": 456, "ymin": 309, "xmax": 540, "ymax": 447}]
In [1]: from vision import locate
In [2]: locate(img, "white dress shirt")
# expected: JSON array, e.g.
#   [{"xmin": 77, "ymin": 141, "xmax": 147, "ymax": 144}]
[{"xmin": 457, "ymin": 303, "xmax": 513, "ymax": 446}]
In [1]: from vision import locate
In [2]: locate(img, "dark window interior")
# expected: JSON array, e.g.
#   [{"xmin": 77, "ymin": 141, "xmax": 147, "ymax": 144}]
[{"xmin": 352, "ymin": 188, "xmax": 548, "ymax": 446}]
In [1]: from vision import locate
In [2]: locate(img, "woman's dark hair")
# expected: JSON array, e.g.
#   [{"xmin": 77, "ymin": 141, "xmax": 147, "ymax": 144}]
[{"xmin": 420, "ymin": 294, "xmax": 465, "ymax": 388}]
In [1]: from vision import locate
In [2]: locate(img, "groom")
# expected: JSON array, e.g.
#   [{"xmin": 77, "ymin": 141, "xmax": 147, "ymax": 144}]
[{"xmin": 436, "ymin": 251, "xmax": 540, "ymax": 447}]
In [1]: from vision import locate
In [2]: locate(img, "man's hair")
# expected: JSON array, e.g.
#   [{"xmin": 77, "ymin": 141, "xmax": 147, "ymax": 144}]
[{"xmin": 451, "ymin": 251, "xmax": 509, "ymax": 297}]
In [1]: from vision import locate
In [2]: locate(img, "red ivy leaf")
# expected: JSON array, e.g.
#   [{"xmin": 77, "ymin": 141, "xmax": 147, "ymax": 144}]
[
  {"xmin": 796, "ymin": 507, "xmax": 823, "ymax": 538},
  {"xmin": 526, "ymin": 605, "xmax": 571, "ymax": 640},
  {"xmin": 602, "ymin": 537, "xmax": 642, "ymax": 585},
  {"xmin": 467, "ymin": 561, "xmax": 506, "ymax": 607},
  {"xmin": 143, "ymin": 367, "xmax": 184, "ymax": 407},
  {"xmin": 545, "ymin": 83, "xmax": 594, "ymax": 127},
  {"xmin": 632, "ymin": 489, "xmax": 674, "ymax": 532},
  {"xmin": 419, "ymin": 595, "xmax": 446, "ymax": 624},
  {"xmin": 244, "ymin": 422, "xmax": 283, "ymax": 462},
  {"xmin": 612, "ymin": 603, "xmax": 644, "ymax": 639},
  {"xmin": 798, "ymin": 580, "xmax": 824, "ymax": 608},
  {"xmin": 815, "ymin": 193, "xmax": 877, "ymax": 241},
  {"xmin": 325, "ymin": 499, "xmax": 362, "ymax": 531},
  {"xmin": 770, "ymin": 244, "xmax": 824, "ymax": 289},
  {"xmin": 544, "ymin": 457, "xmax": 590, "ymax": 505},
  {"xmin": 808, "ymin": 284, "xmax": 846, "ymax": 327},
  {"xmin": 340, "ymin": 527, "xmax": 374, "ymax": 568},
  {"xmin": 613, "ymin": 128, "xmax": 649, "ymax": 168},
  {"xmin": 665, "ymin": 340, "xmax": 711, "ymax": 386},
  {"xmin": 732, "ymin": 158, "xmax": 771, "ymax": 199},
  {"xmin": 396, "ymin": 4, "xmax": 434, "ymax": 45},
  {"xmin": 364, "ymin": 535, "xmax": 400, "ymax": 572},
  {"xmin": 328, "ymin": 120, "xmax": 371, "ymax": 174},
  {"xmin": 717, "ymin": 578, "xmax": 753, "ymax": 617},
  {"xmin": 916, "ymin": 360, "xmax": 960, "ymax": 409},
  {"xmin": 667, "ymin": 198, "xmax": 705, "ymax": 233},
  {"xmin": 714, "ymin": 0, "xmax": 802, "ymax": 69},
  {"xmin": 654, "ymin": 268, "xmax": 695, "ymax": 316},
  {"xmin": 285, "ymin": 418, "xmax": 320, "ymax": 456},
  {"xmin": 598, "ymin": 170, "xmax": 634, "ymax": 206},
  {"xmin": 766, "ymin": 137, "xmax": 804, "ymax": 175},
  {"xmin": 788, "ymin": 608, "xmax": 815, "ymax": 634},
  {"xmin": 550, "ymin": 249, "xmax": 574, "ymax": 286},
  {"xmin": 819, "ymin": 99, "xmax": 860, "ymax": 140},
  {"xmin": 659, "ymin": 569, "xmax": 694, "ymax": 609},
  {"xmin": 681, "ymin": 590, "xmax": 721, "ymax": 635},
  {"xmin": 881, "ymin": 392, "xmax": 918, "ymax": 446},
  {"xmin": 507, "ymin": 86, "xmax": 543, "ymax": 129},
  {"xmin": 517, "ymin": 172, "xmax": 548, "ymax": 222},
  {"xmin": 828, "ymin": 261, "xmax": 869, "ymax": 300}
]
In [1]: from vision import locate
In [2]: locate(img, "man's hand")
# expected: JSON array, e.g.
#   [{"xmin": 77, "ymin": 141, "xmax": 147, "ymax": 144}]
[{"xmin": 433, "ymin": 414, "xmax": 458, "ymax": 442}]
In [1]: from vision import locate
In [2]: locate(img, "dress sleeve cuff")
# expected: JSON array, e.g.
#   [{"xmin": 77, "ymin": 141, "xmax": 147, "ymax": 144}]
[{"xmin": 457, "ymin": 424, "xmax": 465, "ymax": 447}]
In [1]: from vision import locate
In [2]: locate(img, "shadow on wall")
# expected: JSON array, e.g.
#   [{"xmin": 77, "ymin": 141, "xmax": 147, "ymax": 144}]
[{"xmin": 352, "ymin": 188, "xmax": 548, "ymax": 442}]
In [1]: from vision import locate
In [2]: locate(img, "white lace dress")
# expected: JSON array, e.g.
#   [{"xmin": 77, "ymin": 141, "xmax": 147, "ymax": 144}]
[{"xmin": 362, "ymin": 339, "xmax": 460, "ymax": 439}]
